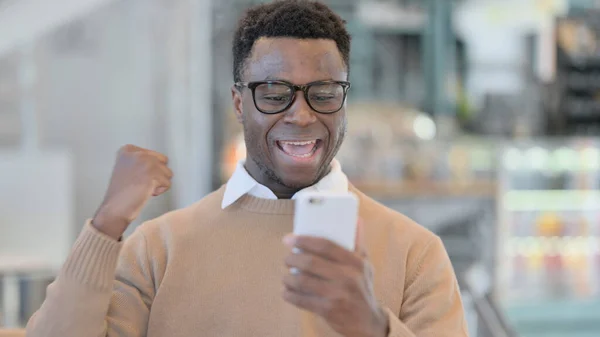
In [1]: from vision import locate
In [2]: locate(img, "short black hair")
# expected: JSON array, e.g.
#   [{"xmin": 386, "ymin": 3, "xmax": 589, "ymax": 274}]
[{"xmin": 232, "ymin": 0, "xmax": 351, "ymax": 83}]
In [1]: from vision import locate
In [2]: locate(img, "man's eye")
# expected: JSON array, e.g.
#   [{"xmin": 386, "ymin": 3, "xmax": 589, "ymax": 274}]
[
  {"xmin": 263, "ymin": 95, "xmax": 289, "ymax": 102},
  {"xmin": 311, "ymin": 95, "xmax": 334, "ymax": 102}
]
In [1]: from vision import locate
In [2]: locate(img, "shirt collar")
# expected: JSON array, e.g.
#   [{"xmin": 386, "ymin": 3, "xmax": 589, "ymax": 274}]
[{"xmin": 221, "ymin": 159, "xmax": 348, "ymax": 209}]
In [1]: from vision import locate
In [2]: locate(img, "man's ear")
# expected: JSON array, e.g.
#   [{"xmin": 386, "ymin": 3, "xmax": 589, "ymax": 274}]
[{"xmin": 231, "ymin": 85, "xmax": 244, "ymax": 123}]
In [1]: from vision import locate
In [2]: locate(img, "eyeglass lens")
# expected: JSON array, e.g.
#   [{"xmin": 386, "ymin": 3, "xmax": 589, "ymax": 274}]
[{"xmin": 253, "ymin": 82, "xmax": 345, "ymax": 113}]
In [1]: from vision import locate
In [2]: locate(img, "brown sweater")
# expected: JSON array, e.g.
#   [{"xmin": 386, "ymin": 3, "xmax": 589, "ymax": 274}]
[{"xmin": 26, "ymin": 186, "xmax": 468, "ymax": 337}]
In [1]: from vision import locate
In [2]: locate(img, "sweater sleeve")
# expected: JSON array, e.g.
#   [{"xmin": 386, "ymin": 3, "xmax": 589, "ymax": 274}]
[
  {"xmin": 386, "ymin": 236, "xmax": 469, "ymax": 337},
  {"xmin": 26, "ymin": 220, "xmax": 155, "ymax": 337}
]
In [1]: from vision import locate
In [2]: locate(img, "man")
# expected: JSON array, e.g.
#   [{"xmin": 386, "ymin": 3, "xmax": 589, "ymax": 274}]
[{"xmin": 27, "ymin": 1, "xmax": 468, "ymax": 336}]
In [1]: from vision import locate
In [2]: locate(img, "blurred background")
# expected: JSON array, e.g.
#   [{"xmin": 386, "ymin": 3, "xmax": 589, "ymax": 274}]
[{"xmin": 1, "ymin": 0, "xmax": 600, "ymax": 336}]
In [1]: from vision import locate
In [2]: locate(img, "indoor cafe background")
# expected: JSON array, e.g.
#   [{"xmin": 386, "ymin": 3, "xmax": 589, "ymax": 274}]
[{"xmin": 1, "ymin": 0, "xmax": 600, "ymax": 336}]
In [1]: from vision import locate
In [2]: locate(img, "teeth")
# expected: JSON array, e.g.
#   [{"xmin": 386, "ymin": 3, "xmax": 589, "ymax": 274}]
[
  {"xmin": 290, "ymin": 152, "xmax": 313, "ymax": 158},
  {"xmin": 278, "ymin": 140, "xmax": 318, "ymax": 158},
  {"xmin": 280, "ymin": 140, "xmax": 317, "ymax": 146}
]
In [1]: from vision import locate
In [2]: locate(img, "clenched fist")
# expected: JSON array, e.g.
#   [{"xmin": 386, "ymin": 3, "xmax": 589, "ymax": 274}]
[{"xmin": 92, "ymin": 145, "xmax": 173, "ymax": 240}]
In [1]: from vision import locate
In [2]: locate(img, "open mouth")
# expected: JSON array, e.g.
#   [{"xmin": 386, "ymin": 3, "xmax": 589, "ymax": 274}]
[{"xmin": 276, "ymin": 139, "xmax": 322, "ymax": 158}]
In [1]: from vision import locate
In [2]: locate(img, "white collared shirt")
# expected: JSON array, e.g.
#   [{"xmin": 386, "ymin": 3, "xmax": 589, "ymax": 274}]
[{"xmin": 221, "ymin": 159, "xmax": 349, "ymax": 209}]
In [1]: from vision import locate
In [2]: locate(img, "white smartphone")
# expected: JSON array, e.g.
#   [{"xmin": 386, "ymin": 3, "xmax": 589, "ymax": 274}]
[{"xmin": 293, "ymin": 191, "xmax": 359, "ymax": 251}]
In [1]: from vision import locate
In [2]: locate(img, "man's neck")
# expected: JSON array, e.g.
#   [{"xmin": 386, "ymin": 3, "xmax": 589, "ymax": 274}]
[{"xmin": 243, "ymin": 159, "xmax": 331, "ymax": 199}]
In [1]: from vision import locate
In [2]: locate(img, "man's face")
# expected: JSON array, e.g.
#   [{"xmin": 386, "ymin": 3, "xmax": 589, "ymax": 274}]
[{"xmin": 232, "ymin": 38, "xmax": 348, "ymax": 191}]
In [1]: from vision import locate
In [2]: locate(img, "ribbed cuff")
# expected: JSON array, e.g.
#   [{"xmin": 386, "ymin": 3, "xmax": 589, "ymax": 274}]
[
  {"xmin": 61, "ymin": 220, "xmax": 123, "ymax": 290},
  {"xmin": 385, "ymin": 307, "xmax": 415, "ymax": 337}
]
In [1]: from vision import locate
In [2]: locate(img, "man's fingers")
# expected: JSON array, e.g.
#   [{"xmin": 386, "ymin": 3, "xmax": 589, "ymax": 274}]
[
  {"xmin": 289, "ymin": 236, "xmax": 363, "ymax": 270},
  {"xmin": 152, "ymin": 176, "xmax": 171, "ymax": 196},
  {"xmin": 283, "ymin": 287, "xmax": 327, "ymax": 314},
  {"xmin": 285, "ymin": 252, "xmax": 339, "ymax": 280},
  {"xmin": 119, "ymin": 145, "xmax": 168, "ymax": 164},
  {"xmin": 153, "ymin": 186, "xmax": 168, "ymax": 196},
  {"xmin": 151, "ymin": 163, "xmax": 173, "ymax": 196},
  {"xmin": 158, "ymin": 163, "xmax": 174, "ymax": 178},
  {"xmin": 283, "ymin": 272, "xmax": 333, "ymax": 297},
  {"xmin": 146, "ymin": 150, "xmax": 169, "ymax": 164}
]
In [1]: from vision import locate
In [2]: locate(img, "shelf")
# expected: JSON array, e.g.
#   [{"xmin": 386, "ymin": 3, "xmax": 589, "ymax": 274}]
[
  {"xmin": 503, "ymin": 190, "xmax": 600, "ymax": 211},
  {"xmin": 565, "ymin": 114, "xmax": 600, "ymax": 122},
  {"xmin": 352, "ymin": 180, "xmax": 496, "ymax": 198},
  {"xmin": 503, "ymin": 299, "xmax": 600, "ymax": 336},
  {"xmin": 565, "ymin": 73, "xmax": 600, "ymax": 91},
  {"xmin": 506, "ymin": 236, "xmax": 599, "ymax": 258},
  {"xmin": 560, "ymin": 55, "xmax": 600, "ymax": 69},
  {"xmin": 562, "ymin": 99, "xmax": 600, "ymax": 119},
  {"xmin": 504, "ymin": 299, "xmax": 600, "ymax": 321}
]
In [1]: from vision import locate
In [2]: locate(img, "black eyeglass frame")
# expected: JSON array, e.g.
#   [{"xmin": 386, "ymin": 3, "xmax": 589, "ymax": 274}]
[{"xmin": 234, "ymin": 80, "xmax": 351, "ymax": 114}]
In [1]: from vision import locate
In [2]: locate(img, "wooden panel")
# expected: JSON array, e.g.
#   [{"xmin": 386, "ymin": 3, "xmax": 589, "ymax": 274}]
[{"xmin": 0, "ymin": 330, "xmax": 26, "ymax": 337}]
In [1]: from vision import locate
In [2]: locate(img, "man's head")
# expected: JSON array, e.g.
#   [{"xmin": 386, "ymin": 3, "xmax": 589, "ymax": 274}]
[{"xmin": 231, "ymin": 0, "xmax": 351, "ymax": 197}]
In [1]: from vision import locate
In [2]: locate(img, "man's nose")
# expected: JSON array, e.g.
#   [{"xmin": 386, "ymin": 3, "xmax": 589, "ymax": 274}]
[{"xmin": 283, "ymin": 94, "xmax": 317, "ymax": 127}]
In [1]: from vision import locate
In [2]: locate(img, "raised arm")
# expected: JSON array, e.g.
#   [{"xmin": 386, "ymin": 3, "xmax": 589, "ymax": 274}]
[{"xmin": 26, "ymin": 145, "xmax": 172, "ymax": 337}]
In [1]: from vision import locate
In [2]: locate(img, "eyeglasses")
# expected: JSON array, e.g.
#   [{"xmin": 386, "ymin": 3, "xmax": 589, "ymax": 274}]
[{"xmin": 235, "ymin": 80, "xmax": 351, "ymax": 114}]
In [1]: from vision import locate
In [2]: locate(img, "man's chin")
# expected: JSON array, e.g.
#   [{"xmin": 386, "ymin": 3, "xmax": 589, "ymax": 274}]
[{"xmin": 277, "ymin": 173, "xmax": 320, "ymax": 191}]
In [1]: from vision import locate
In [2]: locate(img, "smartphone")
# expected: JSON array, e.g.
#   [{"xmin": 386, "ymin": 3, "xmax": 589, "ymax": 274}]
[{"xmin": 293, "ymin": 191, "xmax": 359, "ymax": 251}]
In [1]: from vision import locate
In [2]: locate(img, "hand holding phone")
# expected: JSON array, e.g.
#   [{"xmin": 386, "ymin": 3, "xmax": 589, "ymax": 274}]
[{"xmin": 284, "ymin": 193, "xmax": 388, "ymax": 337}]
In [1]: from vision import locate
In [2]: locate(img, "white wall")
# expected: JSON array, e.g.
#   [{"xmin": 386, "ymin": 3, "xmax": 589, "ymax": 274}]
[
  {"xmin": 0, "ymin": 0, "xmax": 118, "ymax": 57},
  {"xmin": 0, "ymin": 0, "xmax": 214, "ymax": 236},
  {"xmin": 33, "ymin": 0, "xmax": 168, "ymax": 231}
]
